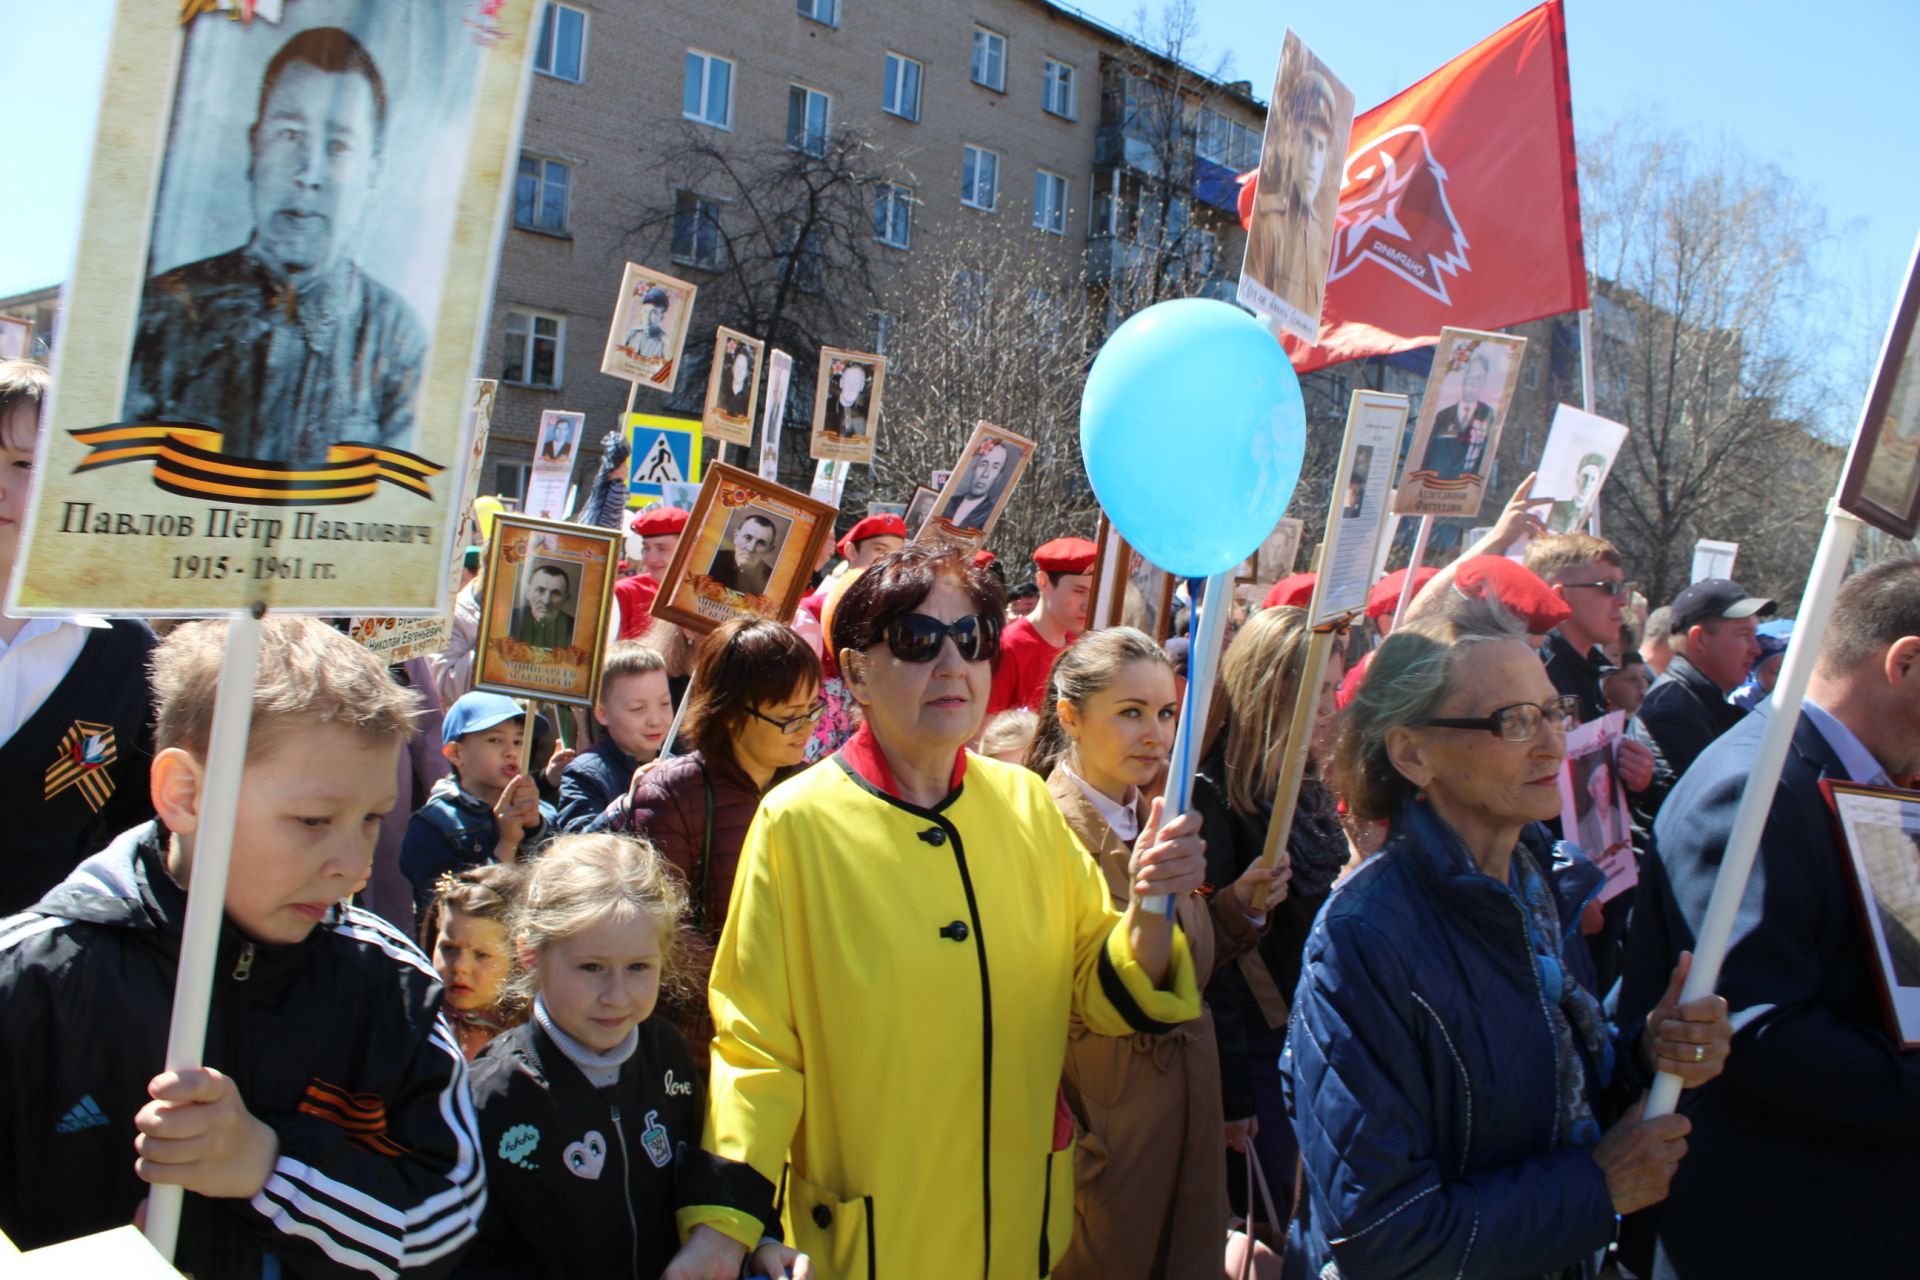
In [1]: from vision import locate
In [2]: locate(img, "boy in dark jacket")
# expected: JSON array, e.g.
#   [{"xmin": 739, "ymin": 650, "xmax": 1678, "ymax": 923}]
[
  {"xmin": 553, "ymin": 641, "xmax": 672, "ymax": 832},
  {"xmin": 0, "ymin": 617, "xmax": 486, "ymax": 1276},
  {"xmin": 401, "ymin": 691, "xmax": 553, "ymax": 920}
]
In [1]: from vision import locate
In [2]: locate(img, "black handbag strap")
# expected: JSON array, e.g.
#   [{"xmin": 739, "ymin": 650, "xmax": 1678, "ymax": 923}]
[{"xmin": 692, "ymin": 762, "xmax": 715, "ymax": 930}]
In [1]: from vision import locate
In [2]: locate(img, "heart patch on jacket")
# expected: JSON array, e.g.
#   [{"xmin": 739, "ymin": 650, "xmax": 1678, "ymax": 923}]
[{"xmin": 563, "ymin": 1129, "xmax": 607, "ymax": 1180}]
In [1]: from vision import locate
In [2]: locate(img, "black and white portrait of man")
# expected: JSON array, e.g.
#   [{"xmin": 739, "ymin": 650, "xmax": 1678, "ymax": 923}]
[{"xmin": 708, "ymin": 508, "xmax": 788, "ymax": 597}]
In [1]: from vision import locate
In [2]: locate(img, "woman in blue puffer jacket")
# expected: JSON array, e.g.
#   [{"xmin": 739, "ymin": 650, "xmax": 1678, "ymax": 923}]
[{"xmin": 1284, "ymin": 614, "xmax": 1733, "ymax": 1279}]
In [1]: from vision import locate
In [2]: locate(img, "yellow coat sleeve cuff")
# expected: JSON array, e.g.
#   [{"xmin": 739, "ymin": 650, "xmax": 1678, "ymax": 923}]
[
  {"xmin": 1097, "ymin": 918, "xmax": 1201, "ymax": 1032},
  {"xmin": 678, "ymin": 1204, "xmax": 767, "ymax": 1251}
]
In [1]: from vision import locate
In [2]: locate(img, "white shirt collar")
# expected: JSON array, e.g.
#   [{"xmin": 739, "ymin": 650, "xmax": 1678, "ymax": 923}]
[
  {"xmin": 1066, "ymin": 766, "xmax": 1139, "ymax": 844},
  {"xmin": 1802, "ymin": 698, "xmax": 1892, "ymax": 786}
]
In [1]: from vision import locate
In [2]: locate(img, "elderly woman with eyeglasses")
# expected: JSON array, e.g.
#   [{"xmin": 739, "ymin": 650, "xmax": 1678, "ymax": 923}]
[
  {"xmin": 665, "ymin": 545, "xmax": 1208, "ymax": 1280},
  {"xmin": 1284, "ymin": 611, "xmax": 1733, "ymax": 1280}
]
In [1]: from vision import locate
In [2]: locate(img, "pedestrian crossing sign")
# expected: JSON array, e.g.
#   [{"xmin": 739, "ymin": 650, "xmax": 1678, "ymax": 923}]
[{"xmin": 627, "ymin": 413, "xmax": 703, "ymax": 507}]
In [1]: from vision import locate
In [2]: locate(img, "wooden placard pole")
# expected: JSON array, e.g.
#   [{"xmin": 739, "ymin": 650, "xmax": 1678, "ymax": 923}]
[
  {"xmin": 659, "ymin": 671, "xmax": 698, "ymax": 762},
  {"xmin": 518, "ymin": 701, "xmax": 537, "ymax": 777},
  {"xmin": 1643, "ymin": 509, "xmax": 1862, "ymax": 1117},
  {"xmin": 143, "ymin": 608, "xmax": 265, "ymax": 1260},
  {"xmin": 1389, "ymin": 514, "xmax": 1434, "ymax": 629},
  {"xmin": 1252, "ymin": 624, "xmax": 1341, "ymax": 912}
]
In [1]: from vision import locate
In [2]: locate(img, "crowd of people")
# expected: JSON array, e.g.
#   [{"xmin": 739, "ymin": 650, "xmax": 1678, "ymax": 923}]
[{"xmin": 1, "ymin": 348, "xmax": 1916, "ymax": 1279}]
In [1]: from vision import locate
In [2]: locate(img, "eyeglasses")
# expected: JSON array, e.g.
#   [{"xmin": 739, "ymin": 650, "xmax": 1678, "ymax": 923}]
[
  {"xmin": 884, "ymin": 612, "xmax": 1001, "ymax": 664},
  {"xmin": 1562, "ymin": 580, "xmax": 1630, "ymax": 598},
  {"xmin": 1420, "ymin": 694, "xmax": 1583, "ymax": 742},
  {"xmin": 748, "ymin": 699, "xmax": 828, "ymax": 734}
]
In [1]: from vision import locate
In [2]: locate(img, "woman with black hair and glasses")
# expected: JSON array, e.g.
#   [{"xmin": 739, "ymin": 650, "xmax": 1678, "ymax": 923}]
[
  {"xmin": 609, "ymin": 618, "xmax": 823, "ymax": 1065},
  {"xmin": 664, "ymin": 544, "xmax": 1209, "ymax": 1280},
  {"xmin": 1284, "ymin": 609, "xmax": 1733, "ymax": 1280}
]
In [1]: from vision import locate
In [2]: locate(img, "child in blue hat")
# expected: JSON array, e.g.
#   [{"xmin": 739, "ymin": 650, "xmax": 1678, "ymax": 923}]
[{"xmin": 400, "ymin": 691, "xmax": 554, "ymax": 928}]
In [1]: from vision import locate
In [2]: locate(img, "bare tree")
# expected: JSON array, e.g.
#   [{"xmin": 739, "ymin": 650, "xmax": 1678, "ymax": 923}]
[
  {"xmin": 621, "ymin": 124, "xmax": 900, "ymax": 488},
  {"xmin": 1581, "ymin": 118, "xmax": 1840, "ymax": 604}
]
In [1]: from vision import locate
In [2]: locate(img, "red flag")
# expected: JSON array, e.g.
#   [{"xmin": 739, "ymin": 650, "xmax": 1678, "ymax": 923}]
[{"xmin": 1242, "ymin": 1, "xmax": 1585, "ymax": 371}]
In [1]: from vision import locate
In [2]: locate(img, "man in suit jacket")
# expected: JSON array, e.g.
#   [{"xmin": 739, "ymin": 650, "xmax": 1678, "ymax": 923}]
[{"xmin": 1618, "ymin": 556, "xmax": 1920, "ymax": 1277}]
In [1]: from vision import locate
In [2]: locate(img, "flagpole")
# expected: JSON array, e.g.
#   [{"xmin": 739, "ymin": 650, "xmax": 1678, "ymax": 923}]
[{"xmin": 1580, "ymin": 307, "xmax": 1603, "ymax": 538}]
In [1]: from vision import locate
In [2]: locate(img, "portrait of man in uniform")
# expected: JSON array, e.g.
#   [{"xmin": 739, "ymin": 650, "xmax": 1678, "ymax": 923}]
[
  {"xmin": 123, "ymin": 27, "xmax": 428, "ymax": 468},
  {"xmin": 510, "ymin": 562, "xmax": 577, "ymax": 648},
  {"xmin": 1424, "ymin": 349, "xmax": 1501, "ymax": 481}
]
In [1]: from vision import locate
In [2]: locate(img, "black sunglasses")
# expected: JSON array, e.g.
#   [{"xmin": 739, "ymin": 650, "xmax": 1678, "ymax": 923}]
[
  {"xmin": 884, "ymin": 612, "xmax": 1001, "ymax": 663},
  {"xmin": 1561, "ymin": 580, "xmax": 1631, "ymax": 598},
  {"xmin": 747, "ymin": 699, "xmax": 828, "ymax": 734},
  {"xmin": 1421, "ymin": 694, "xmax": 1582, "ymax": 742}
]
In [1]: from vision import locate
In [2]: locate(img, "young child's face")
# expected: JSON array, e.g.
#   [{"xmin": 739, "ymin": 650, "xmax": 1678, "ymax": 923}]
[
  {"xmin": 433, "ymin": 909, "xmax": 511, "ymax": 1014},
  {"xmin": 530, "ymin": 910, "xmax": 662, "ymax": 1053},
  {"xmin": 0, "ymin": 400, "xmax": 38, "ymax": 571},
  {"xmin": 444, "ymin": 721, "xmax": 523, "ymax": 796},
  {"xmin": 595, "ymin": 670, "xmax": 673, "ymax": 761},
  {"xmin": 212, "ymin": 723, "xmax": 401, "ymax": 944}
]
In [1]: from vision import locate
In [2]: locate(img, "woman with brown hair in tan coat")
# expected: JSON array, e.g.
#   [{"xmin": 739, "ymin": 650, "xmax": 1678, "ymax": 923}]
[{"xmin": 1029, "ymin": 627, "xmax": 1286, "ymax": 1278}]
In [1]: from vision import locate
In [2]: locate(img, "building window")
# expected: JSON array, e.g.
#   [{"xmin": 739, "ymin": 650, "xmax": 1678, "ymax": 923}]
[
  {"xmin": 1196, "ymin": 108, "xmax": 1262, "ymax": 170},
  {"xmin": 873, "ymin": 182, "xmax": 914, "ymax": 250},
  {"xmin": 796, "ymin": 0, "xmax": 838, "ymax": 27},
  {"xmin": 1033, "ymin": 170, "xmax": 1068, "ymax": 235},
  {"xmin": 672, "ymin": 191, "xmax": 724, "ymax": 269},
  {"xmin": 683, "ymin": 51, "xmax": 733, "ymax": 128},
  {"xmin": 787, "ymin": 85, "xmax": 832, "ymax": 156},
  {"xmin": 1043, "ymin": 58, "xmax": 1076, "ymax": 119},
  {"xmin": 1523, "ymin": 352, "xmax": 1541, "ymax": 390},
  {"xmin": 533, "ymin": 3, "xmax": 587, "ymax": 82},
  {"xmin": 961, "ymin": 145, "xmax": 999, "ymax": 211},
  {"xmin": 494, "ymin": 463, "xmax": 531, "ymax": 502},
  {"xmin": 502, "ymin": 310, "xmax": 564, "ymax": 387},
  {"xmin": 778, "ymin": 221, "xmax": 825, "ymax": 295},
  {"xmin": 514, "ymin": 155, "xmax": 570, "ymax": 235},
  {"xmin": 971, "ymin": 28, "xmax": 1007, "ymax": 92},
  {"xmin": 870, "ymin": 311, "xmax": 895, "ymax": 355},
  {"xmin": 883, "ymin": 52, "xmax": 923, "ymax": 121}
]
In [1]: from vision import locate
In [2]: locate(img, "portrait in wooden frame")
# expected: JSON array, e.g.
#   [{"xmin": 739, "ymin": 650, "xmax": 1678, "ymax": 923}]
[
  {"xmin": 651, "ymin": 463, "xmax": 837, "ymax": 635},
  {"xmin": 474, "ymin": 513, "xmax": 621, "ymax": 707}
]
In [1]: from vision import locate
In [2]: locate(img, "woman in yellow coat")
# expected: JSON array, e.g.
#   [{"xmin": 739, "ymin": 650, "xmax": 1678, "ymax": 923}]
[{"xmin": 666, "ymin": 546, "xmax": 1208, "ymax": 1279}]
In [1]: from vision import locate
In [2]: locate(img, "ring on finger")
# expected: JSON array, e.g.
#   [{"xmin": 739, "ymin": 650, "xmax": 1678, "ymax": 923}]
[{"xmin": 1693, "ymin": 1043, "xmax": 1705, "ymax": 1063}]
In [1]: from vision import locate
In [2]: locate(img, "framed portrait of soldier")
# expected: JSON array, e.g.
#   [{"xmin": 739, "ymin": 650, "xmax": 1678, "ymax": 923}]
[
  {"xmin": 1536, "ymin": 404, "xmax": 1628, "ymax": 535},
  {"xmin": 525, "ymin": 408, "xmax": 583, "ymax": 519},
  {"xmin": 1315, "ymin": 391, "xmax": 1410, "ymax": 624},
  {"xmin": 1256, "ymin": 517, "xmax": 1306, "ymax": 583},
  {"xmin": 1237, "ymin": 30, "xmax": 1355, "ymax": 344},
  {"xmin": 903, "ymin": 486, "xmax": 940, "ymax": 533},
  {"xmin": 810, "ymin": 347, "xmax": 888, "ymax": 464},
  {"xmin": 1839, "ymin": 240, "xmax": 1920, "ymax": 540},
  {"xmin": 1395, "ymin": 328, "xmax": 1528, "ymax": 518},
  {"xmin": 1558, "ymin": 712, "xmax": 1636, "ymax": 902},
  {"xmin": 474, "ymin": 513, "xmax": 620, "ymax": 707},
  {"xmin": 1824, "ymin": 781, "xmax": 1920, "ymax": 1048},
  {"xmin": 6, "ymin": 0, "xmax": 538, "ymax": 618},
  {"xmin": 652, "ymin": 463, "xmax": 837, "ymax": 635},
  {"xmin": 601, "ymin": 262, "xmax": 697, "ymax": 392},
  {"xmin": 703, "ymin": 326, "xmax": 765, "ymax": 448},
  {"xmin": 921, "ymin": 421, "xmax": 1036, "ymax": 543}
]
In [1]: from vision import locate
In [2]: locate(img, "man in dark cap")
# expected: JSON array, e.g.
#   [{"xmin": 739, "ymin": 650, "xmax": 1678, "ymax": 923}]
[
  {"xmin": 125, "ymin": 28, "xmax": 426, "ymax": 468},
  {"xmin": 1627, "ymin": 577, "xmax": 1776, "ymax": 826}
]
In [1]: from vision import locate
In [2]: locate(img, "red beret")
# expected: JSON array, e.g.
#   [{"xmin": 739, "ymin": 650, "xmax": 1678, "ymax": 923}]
[
  {"xmin": 972, "ymin": 549, "xmax": 997, "ymax": 568},
  {"xmin": 1452, "ymin": 556, "xmax": 1571, "ymax": 634},
  {"xmin": 1033, "ymin": 536, "xmax": 1098, "ymax": 576},
  {"xmin": 629, "ymin": 505, "xmax": 689, "ymax": 538},
  {"xmin": 1365, "ymin": 566, "xmax": 1440, "ymax": 620},
  {"xmin": 836, "ymin": 513, "xmax": 909, "ymax": 557},
  {"xmin": 1261, "ymin": 573, "xmax": 1316, "ymax": 610}
]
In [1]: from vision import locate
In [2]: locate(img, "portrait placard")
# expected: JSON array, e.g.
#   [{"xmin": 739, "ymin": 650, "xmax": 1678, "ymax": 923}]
[
  {"xmin": 702, "ymin": 326, "xmax": 764, "ymax": 448},
  {"xmin": 903, "ymin": 485, "xmax": 939, "ymax": 534},
  {"xmin": 1536, "ymin": 404, "xmax": 1628, "ymax": 535},
  {"xmin": 1558, "ymin": 712, "xmax": 1636, "ymax": 902},
  {"xmin": 1394, "ymin": 328, "xmax": 1528, "ymax": 517},
  {"xmin": 525, "ymin": 409, "xmax": 583, "ymax": 519},
  {"xmin": 652, "ymin": 463, "xmax": 836, "ymax": 635},
  {"xmin": 347, "ymin": 615, "xmax": 456, "ymax": 666},
  {"xmin": 1084, "ymin": 515, "xmax": 1176, "ymax": 640},
  {"xmin": 626, "ymin": 413, "xmax": 702, "ymax": 506},
  {"xmin": 1823, "ymin": 781, "xmax": 1920, "ymax": 1048},
  {"xmin": 1838, "ymin": 238, "xmax": 1920, "ymax": 540},
  {"xmin": 758, "ymin": 350, "xmax": 793, "ymax": 482},
  {"xmin": 1313, "ymin": 391, "xmax": 1409, "ymax": 624},
  {"xmin": 867, "ymin": 501, "xmax": 907, "ymax": 519},
  {"xmin": 1237, "ymin": 29, "xmax": 1356, "ymax": 343},
  {"xmin": 920, "ymin": 421, "xmax": 1036, "ymax": 544},
  {"xmin": 1256, "ymin": 517, "xmax": 1306, "ymax": 583},
  {"xmin": 809, "ymin": 458, "xmax": 851, "ymax": 508},
  {"xmin": 6, "ymin": 0, "xmax": 537, "ymax": 617},
  {"xmin": 600, "ymin": 263, "xmax": 696, "ymax": 392},
  {"xmin": 1691, "ymin": 539, "xmax": 1738, "ymax": 584},
  {"xmin": 0, "ymin": 315, "xmax": 30, "ymax": 361},
  {"xmin": 473, "ymin": 513, "xmax": 619, "ymax": 707},
  {"xmin": 810, "ymin": 347, "xmax": 887, "ymax": 465}
]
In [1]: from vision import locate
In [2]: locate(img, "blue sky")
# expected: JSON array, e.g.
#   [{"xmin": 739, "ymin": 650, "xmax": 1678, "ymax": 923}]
[{"xmin": 6, "ymin": 0, "xmax": 1917, "ymax": 378}]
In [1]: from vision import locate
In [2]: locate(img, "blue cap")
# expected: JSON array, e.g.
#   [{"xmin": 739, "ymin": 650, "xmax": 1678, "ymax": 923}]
[{"xmin": 442, "ymin": 692, "xmax": 524, "ymax": 746}]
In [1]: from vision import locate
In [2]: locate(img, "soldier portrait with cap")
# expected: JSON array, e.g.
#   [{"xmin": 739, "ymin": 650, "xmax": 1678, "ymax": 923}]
[{"xmin": 1242, "ymin": 35, "xmax": 1350, "ymax": 334}]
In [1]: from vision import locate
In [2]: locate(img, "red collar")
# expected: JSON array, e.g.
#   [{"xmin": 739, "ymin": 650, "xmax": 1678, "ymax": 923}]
[{"xmin": 837, "ymin": 722, "xmax": 968, "ymax": 802}]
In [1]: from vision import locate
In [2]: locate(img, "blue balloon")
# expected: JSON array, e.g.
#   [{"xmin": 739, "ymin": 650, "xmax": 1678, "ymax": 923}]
[{"xmin": 1080, "ymin": 299, "xmax": 1306, "ymax": 579}]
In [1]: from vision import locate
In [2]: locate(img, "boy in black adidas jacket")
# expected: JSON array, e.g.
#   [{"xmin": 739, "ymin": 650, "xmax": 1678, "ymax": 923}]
[{"xmin": 0, "ymin": 618, "xmax": 485, "ymax": 1276}]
